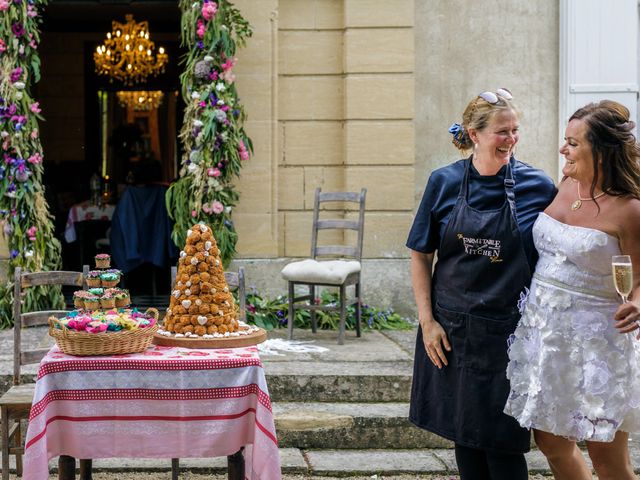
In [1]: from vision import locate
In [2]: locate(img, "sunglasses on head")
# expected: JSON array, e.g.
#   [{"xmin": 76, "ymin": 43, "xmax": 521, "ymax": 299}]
[{"xmin": 478, "ymin": 88, "xmax": 513, "ymax": 104}]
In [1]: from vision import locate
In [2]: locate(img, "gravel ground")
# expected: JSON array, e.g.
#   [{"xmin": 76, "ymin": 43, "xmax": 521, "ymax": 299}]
[{"xmin": 7, "ymin": 475, "xmax": 560, "ymax": 480}]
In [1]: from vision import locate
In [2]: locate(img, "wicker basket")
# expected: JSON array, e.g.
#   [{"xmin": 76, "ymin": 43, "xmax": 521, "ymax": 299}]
[{"xmin": 48, "ymin": 308, "xmax": 159, "ymax": 356}]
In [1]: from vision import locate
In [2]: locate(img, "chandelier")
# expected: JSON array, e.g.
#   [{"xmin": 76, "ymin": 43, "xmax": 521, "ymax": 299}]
[
  {"xmin": 94, "ymin": 14, "xmax": 168, "ymax": 85},
  {"xmin": 116, "ymin": 91, "xmax": 165, "ymax": 111}
]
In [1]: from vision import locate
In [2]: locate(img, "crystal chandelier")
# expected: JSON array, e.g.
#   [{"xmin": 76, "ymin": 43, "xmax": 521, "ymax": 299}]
[
  {"xmin": 94, "ymin": 14, "xmax": 168, "ymax": 85},
  {"xmin": 116, "ymin": 91, "xmax": 165, "ymax": 111}
]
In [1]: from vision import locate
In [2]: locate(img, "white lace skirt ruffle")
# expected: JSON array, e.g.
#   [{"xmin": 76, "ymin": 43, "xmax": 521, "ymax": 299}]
[{"xmin": 504, "ymin": 277, "xmax": 640, "ymax": 442}]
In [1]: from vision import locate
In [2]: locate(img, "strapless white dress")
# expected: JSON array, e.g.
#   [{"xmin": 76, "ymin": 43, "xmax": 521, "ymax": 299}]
[{"xmin": 504, "ymin": 213, "xmax": 640, "ymax": 442}]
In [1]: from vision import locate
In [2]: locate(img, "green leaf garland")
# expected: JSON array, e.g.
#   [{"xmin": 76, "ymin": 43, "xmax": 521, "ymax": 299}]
[
  {"xmin": 0, "ymin": 0, "xmax": 64, "ymax": 329},
  {"xmin": 168, "ymin": 0, "xmax": 253, "ymax": 267}
]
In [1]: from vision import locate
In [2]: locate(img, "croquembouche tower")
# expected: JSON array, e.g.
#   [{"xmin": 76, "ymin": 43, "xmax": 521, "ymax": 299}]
[{"xmin": 154, "ymin": 223, "xmax": 265, "ymax": 348}]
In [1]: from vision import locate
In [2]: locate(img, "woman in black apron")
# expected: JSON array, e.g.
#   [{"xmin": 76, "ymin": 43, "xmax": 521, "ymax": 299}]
[{"xmin": 406, "ymin": 89, "xmax": 556, "ymax": 480}]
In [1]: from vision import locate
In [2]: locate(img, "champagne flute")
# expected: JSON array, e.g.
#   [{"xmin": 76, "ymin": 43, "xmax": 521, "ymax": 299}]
[{"xmin": 612, "ymin": 255, "xmax": 633, "ymax": 303}]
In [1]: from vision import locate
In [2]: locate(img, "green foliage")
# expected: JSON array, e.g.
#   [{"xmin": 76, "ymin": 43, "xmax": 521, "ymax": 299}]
[
  {"xmin": 0, "ymin": 0, "xmax": 64, "ymax": 329},
  {"xmin": 168, "ymin": 1, "xmax": 253, "ymax": 266},
  {"xmin": 242, "ymin": 290, "xmax": 414, "ymax": 332}
]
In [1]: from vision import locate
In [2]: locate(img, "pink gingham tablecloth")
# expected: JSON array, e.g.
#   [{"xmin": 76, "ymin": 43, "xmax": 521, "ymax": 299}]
[
  {"xmin": 64, "ymin": 202, "xmax": 115, "ymax": 243},
  {"xmin": 23, "ymin": 344, "xmax": 281, "ymax": 480}
]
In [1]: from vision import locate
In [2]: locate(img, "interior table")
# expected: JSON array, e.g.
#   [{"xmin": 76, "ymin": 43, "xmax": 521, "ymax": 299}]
[
  {"xmin": 22, "ymin": 344, "xmax": 281, "ymax": 480},
  {"xmin": 64, "ymin": 201, "xmax": 115, "ymax": 244}
]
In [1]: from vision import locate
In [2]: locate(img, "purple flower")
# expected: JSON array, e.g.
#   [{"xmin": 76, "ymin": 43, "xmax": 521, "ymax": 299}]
[
  {"xmin": 11, "ymin": 23, "xmax": 25, "ymax": 37},
  {"xmin": 10, "ymin": 67, "xmax": 22, "ymax": 82},
  {"xmin": 197, "ymin": 41, "xmax": 204, "ymax": 50},
  {"xmin": 10, "ymin": 249, "xmax": 18, "ymax": 259},
  {"xmin": 15, "ymin": 168, "xmax": 29, "ymax": 182}
]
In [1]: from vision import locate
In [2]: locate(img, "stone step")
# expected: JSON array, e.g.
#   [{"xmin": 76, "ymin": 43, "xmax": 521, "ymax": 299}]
[
  {"xmin": 273, "ymin": 401, "xmax": 449, "ymax": 449},
  {"xmin": 3, "ymin": 447, "xmax": 602, "ymax": 477},
  {"xmin": 264, "ymin": 360, "xmax": 413, "ymax": 402}
]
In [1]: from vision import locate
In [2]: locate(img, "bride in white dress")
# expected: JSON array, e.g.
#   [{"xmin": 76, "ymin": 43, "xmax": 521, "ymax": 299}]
[{"xmin": 504, "ymin": 100, "xmax": 640, "ymax": 480}]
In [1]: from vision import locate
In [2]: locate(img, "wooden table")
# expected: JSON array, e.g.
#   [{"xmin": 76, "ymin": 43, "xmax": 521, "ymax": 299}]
[{"xmin": 23, "ymin": 345, "xmax": 281, "ymax": 480}]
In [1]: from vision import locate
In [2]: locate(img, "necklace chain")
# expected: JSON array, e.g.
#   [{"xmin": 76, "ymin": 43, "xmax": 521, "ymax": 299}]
[{"xmin": 571, "ymin": 183, "xmax": 606, "ymax": 211}]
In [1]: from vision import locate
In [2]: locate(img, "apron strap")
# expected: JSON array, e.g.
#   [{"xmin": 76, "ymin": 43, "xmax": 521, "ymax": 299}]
[
  {"xmin": 459, "ymin": 157, "xmax": 472, "ymax": 199},
  {"xmin": 504, "ymin": 158, "xmax": 517, "ymax": 221}
]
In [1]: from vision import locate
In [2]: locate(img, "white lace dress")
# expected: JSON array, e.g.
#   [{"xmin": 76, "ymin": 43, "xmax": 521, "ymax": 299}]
[{"xmin": 504, "ymin": 213, "xmax": 640, "ymax": 442}]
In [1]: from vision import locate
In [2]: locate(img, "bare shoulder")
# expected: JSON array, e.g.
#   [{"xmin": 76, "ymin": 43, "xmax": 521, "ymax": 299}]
[
  {"xmin": 544, "ymin": 178, "xmax": 572, "ymax": 219},
  {"xmin": 610, "ymin": 196, "xmax": 640, "ymax": 238}
]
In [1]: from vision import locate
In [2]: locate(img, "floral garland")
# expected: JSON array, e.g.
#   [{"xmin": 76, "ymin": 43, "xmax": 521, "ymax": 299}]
[
  {"xmin": 0, "ymin": 0, "xmax": 64, "ymax": 328},
  {"xmin": 167, "ymin": 0, "xmax": 252, "ymax": 267}
]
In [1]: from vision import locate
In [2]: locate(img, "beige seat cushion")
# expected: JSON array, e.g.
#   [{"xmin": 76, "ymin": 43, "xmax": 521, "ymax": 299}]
[{"xmin": 281, "ymin": 259, "xmax": 361, "ymax": 285}]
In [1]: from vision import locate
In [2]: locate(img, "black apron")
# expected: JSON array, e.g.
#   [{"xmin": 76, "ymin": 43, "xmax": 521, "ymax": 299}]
[{"xmin": 409, "ymin": 157, "xmax": 531, "ymax": 454}]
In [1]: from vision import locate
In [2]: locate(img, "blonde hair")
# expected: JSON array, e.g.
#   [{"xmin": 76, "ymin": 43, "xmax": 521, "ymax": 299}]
[{"xmin": 452, "ymin": 93, "xmax": 519, "ymax": 151}]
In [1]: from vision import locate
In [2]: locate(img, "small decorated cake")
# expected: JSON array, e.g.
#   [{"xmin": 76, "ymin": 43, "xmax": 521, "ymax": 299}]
[
  {"xmin": 95, "ymin": 253, "xmax": 111, "ymax": 269},
  {"xmin": 100, "ymin": 271, "xmax": 120, "ymax": 288},
  {"xmin": 73, "ymin": 290, "xmax": 88, "ymax": 309},
  {"xmin": 114, "ymin": 289, "xmax": 130, "ymax": 308},
  {"xmin": 83, "ymin": 294, "xmax": 100, "ymax": 310},
  {"xmin": 100, "ymin": 289, "xmax": 116, "ymax": 309},
  {"xmin": 85, "ymin": 270, "xmax": 102, "ymax": 287}
]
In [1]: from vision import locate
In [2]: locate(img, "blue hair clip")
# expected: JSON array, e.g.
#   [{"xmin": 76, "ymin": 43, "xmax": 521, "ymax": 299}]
[
  {"xmin": 448, "ymin": 122, "xmax": 466, "ymax": 148},
  {"xmin": 448, "ymin": 122, "xmax": 462, "ymax": 136}
]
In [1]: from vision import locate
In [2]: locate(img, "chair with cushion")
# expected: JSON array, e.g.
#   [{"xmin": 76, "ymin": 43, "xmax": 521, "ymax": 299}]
[
  {"xmin": 0, "ymin": 266, "xmax": 90, "ymax": 480},
  {"xmin": 281, "ymin": 188, "xmax": 366, "ymax": 345}
]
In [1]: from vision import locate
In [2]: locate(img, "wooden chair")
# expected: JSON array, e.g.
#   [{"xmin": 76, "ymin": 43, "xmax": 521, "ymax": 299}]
[
  {"xmin": 168, "ymin": 265, "xmax": 247, "ymax": 480},
  {"xmin": 0, "ymin": 266, "xmax": 89, "ymax": 480},
  {"xmin": 281, "ymin": 188, "xmax": 367, "ymax": 345}
]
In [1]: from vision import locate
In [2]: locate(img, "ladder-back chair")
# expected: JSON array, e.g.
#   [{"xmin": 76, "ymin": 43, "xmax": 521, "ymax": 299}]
[
  {"xmin": 281, "ymin": 188, "xmax": 367, "ymax": 345},
  {"xmin": 0, "ymin": 266, "xmax": 89, "ymax": 480}
]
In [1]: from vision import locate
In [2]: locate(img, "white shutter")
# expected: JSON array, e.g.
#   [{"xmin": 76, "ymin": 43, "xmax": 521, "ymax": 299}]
[{"xmin": 559, "ymin": 0, "xmax": 638, "ymax": 177}]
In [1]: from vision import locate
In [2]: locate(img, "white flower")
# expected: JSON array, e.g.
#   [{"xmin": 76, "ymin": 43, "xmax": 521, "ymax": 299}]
[
  {"xmin": 537, "ymin": 285, "xmax": 572, "ymax": 311},
  {"xmin": 215, "ymin": 82, "xmax": 226, "ymax": 92},
  {"xmin": 13, "ymin": 82, "xmax": 25, "ymax": 90},
  {"xmin": 593, "ymin": 419, "xmax": 617, "ymax": 440},
  {"xmin": 225, "ymin": 206, "xmax": 232, "ymax": 213},
  {"xmin": 571, "ymin": 311, "xmax": 607, "ymax": 339},
  {"xmin": 213, "ymin": 110, "xmax": 227, "ymax": 122},
  {"xmin": 24, "ymin": 250, "xmax": 34, "ymax": 258},
  {"xmin": 187, "ymin": 163, "xmax": 198, "ymax": 174},
  {"xmin": 583, "ymin": 360, "xmax": 611, "ymax": 395},
  {"xmin": 189, "ymin": 150, "xmax": 200, "ymax": 162},
  {"xmin": 216, "ymin": 99, "xmax": 225, "ymax": 106},
  {"xmin": 191, "ymin": 91, "xmax": 200, "ymax": 99},
  {"xmin": 517, "ymin": 286, "xmax": 530, "ymax": 314},
  {"xmin": 0, "ymin": 131, "xmax": 8, "ymax": 138},
  {"xmin": 15, "ymin": 92, "xmax": 23, "ymax": 100},
  {"xmin": 204, "ymin": 55, "xmax": 214, "ymax": 63}
]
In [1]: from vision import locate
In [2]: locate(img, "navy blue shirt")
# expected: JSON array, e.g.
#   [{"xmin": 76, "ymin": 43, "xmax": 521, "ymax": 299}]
[{"xmin": 407, "ymin": 157, "xmax": 557, "ymax": 271}]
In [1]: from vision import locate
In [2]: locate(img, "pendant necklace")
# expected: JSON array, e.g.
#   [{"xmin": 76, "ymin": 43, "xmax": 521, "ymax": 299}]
[{"xmin": 571, "ymin": 183, "xmax": 606, "ymax": 211}]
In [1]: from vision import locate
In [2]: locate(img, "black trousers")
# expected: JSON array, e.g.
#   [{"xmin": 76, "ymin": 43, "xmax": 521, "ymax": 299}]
[{"xmin": 455, "ymin": 443, "xmax": 528, "ymax": 480}]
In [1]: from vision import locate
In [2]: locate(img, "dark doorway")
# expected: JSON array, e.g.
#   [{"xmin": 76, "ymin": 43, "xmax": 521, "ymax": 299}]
[{"xmin": 38, "ymin": 1, "xmax": 183, "ymax": 306}]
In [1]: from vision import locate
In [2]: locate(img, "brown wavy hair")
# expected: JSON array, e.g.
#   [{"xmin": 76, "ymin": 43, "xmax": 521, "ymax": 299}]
[
  {"xmin": 569, "ymin": 100, "xmax": 640, "ymax": 200},
  {"xmin": 452, "ymin": 91, "xmax": 519, "ymax": 151}
]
